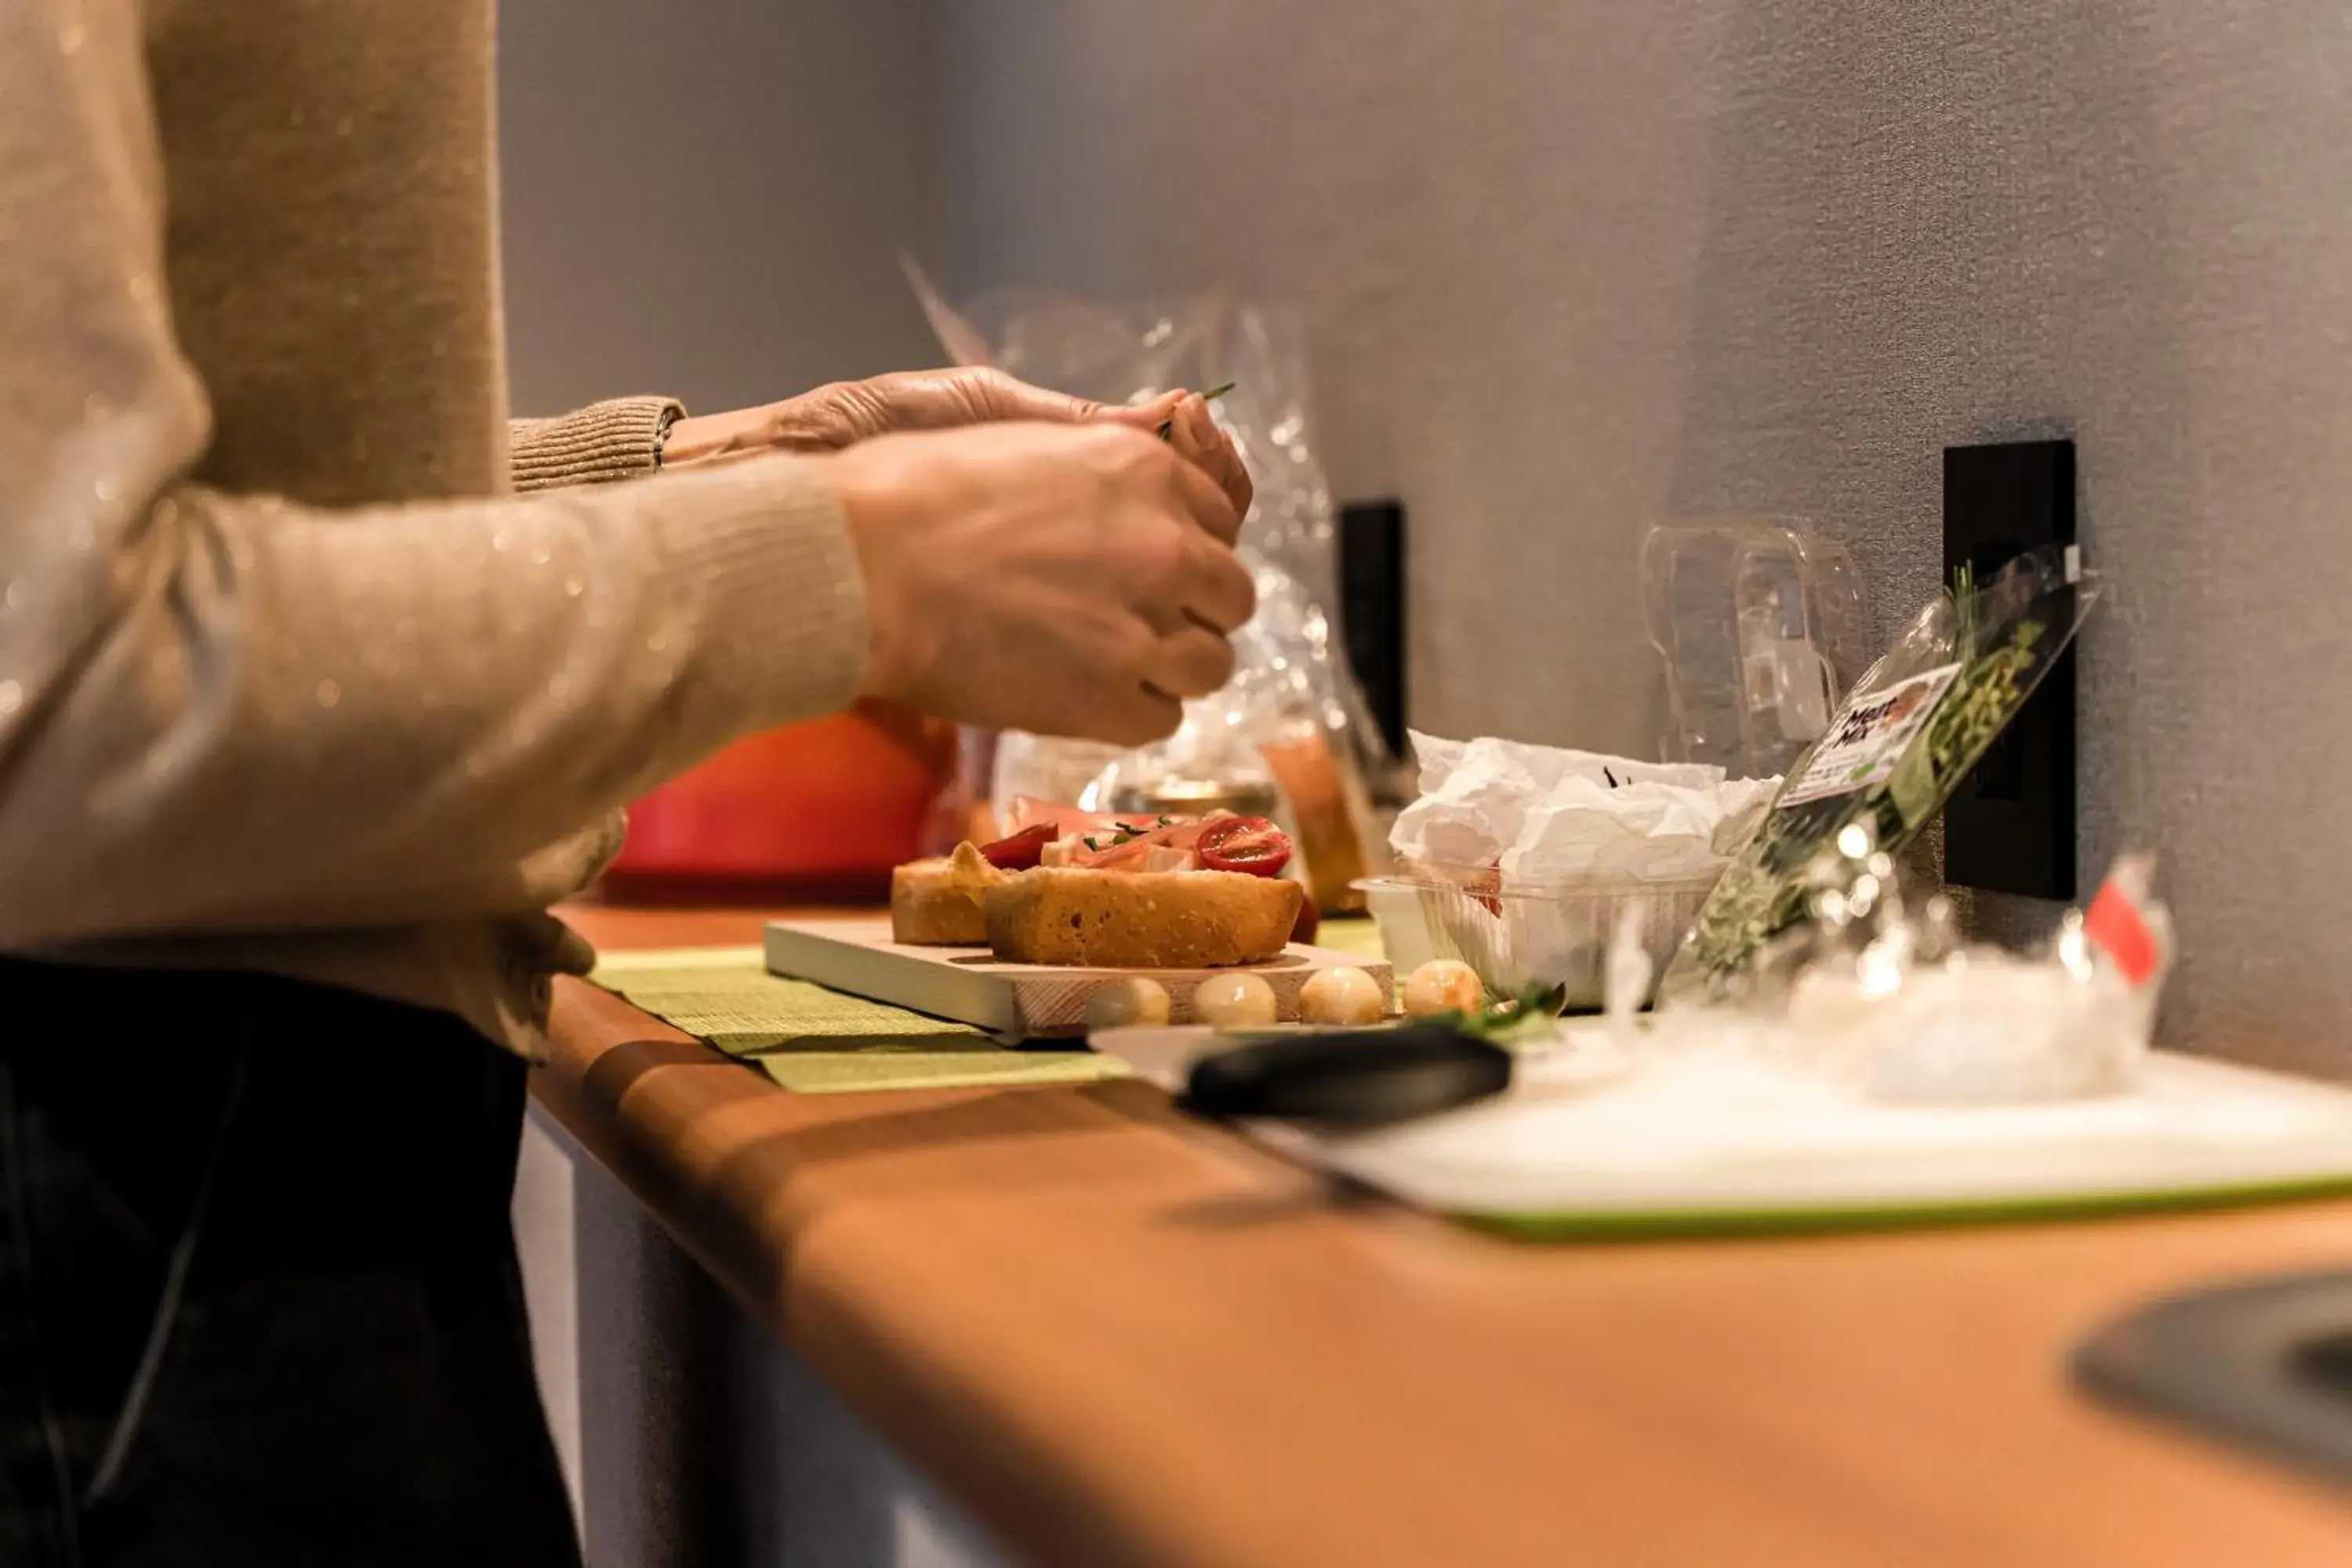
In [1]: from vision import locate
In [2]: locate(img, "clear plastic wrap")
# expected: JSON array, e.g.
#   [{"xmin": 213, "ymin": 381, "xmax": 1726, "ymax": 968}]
[
  {"xmin": 1628, "ymin": 837, "xmax": 2174, "ymax": 1105},
  {"xmin": 1778, "ymin": 840, "xmax": 2165, "ymax": 1102},
  {"xmin": 904, "ymin": 264, "xmax": 1393, "ymax": 910}
]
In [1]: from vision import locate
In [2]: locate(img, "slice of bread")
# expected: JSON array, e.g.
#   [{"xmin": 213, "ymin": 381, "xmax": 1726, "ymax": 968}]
[
  {"xmin": 890, "ymin": 843, "xmax": 1007, "ymax": 945},
  {"xmin": 984, "ymin": 867, "xmax": 1303, "ymax": 967}
]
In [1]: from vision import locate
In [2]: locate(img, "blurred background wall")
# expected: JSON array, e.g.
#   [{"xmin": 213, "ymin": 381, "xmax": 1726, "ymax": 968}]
[
  {"xmin": 941, "ymin": 0, "xmax": 2352, "ymax": 1076},
  {"xmin": 501, "ymin": 0, "xmax": 942, "ymax": 416}
]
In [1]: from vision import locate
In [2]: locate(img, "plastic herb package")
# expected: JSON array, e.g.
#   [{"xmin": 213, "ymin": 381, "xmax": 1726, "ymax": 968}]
[{"xmin": 1659, "ymin": 544, "xmax": 2103, "ymax": 1003}]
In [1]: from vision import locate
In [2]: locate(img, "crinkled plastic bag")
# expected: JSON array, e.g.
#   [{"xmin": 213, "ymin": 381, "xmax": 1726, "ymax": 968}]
[{"xmin": 904, "ymin": 264, "xmax": 1394, "ymax": 906}]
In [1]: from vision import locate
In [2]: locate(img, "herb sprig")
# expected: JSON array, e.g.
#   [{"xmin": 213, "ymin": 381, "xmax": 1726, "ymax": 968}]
[
  {"xmin": 1422, "ymin": 980, "xmax": 1567, "ymax": 1046},
  {"xmin": 1156, "ymin": 382, "xmax": 1236, "ymax": 441},
  {"xmin": 1080, "ymin": 815, "xmax": 1177, "ymax": 854}
]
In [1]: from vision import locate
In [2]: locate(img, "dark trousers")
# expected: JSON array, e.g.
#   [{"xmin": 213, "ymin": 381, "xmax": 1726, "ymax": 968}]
[{"xmin": 0, "ymin": 958, "xmax": 583, "ymax": 1566}]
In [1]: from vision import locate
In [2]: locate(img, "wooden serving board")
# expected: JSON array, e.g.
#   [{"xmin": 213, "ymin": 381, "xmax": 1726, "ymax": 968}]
[{"xmin": 764, "ymin": 915, "xmax": 1392, "ymax": 1039}]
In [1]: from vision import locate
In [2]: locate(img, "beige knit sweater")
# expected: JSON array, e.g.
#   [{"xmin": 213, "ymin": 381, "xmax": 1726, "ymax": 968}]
[{"xmin": 0, "ymin": 0, "xmax": 873, "ymax": 1052}]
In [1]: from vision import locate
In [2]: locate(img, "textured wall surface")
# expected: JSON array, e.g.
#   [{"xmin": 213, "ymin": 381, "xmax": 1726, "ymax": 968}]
[
  {"xmin": 943, "ymin": 0, "xmax": 2352, "ymax": 1072},
  {"xmin": 499, "ymin": 0, "xmax": 943, "ymax": 416}
]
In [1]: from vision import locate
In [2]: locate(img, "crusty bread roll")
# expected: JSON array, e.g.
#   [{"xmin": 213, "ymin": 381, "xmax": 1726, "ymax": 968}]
[
  {"xmin": 984, "ymin": 867, "xmax": 1302, "ymax": 967},
  {"xmin": 889, "ymin": 842, "xmax": 1006, "ymax": 945}
]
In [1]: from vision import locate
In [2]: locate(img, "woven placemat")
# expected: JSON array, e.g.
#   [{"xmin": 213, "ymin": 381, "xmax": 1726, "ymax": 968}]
[
  {"xmin": 588, "ymin": 946, "xmax": 1122, "ymax": 1094},
  {"xmin": 589, "ymin": 918, "xmax": 1384, "ymax": 1094}
]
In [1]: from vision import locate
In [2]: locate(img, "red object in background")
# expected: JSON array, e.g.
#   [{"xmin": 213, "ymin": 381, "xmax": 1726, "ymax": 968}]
[
  {"xmin": 598, "ymin": 701, "xmax": 960, "ymax": 904},
  {"xmin": 2084, "ymin": 879, "xmax": 2160, "ymax": 985}
]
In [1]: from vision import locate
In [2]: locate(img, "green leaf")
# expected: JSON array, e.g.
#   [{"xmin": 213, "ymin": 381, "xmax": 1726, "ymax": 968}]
[{"xmin": 1156, "ymin": 382, "xmax": 1237, "ymax": 440}]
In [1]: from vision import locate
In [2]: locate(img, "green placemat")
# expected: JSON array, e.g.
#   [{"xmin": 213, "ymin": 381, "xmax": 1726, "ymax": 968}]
[
  {"xmin": 590, "ymin": 919, "xmax": 1390, "ymax": 1096},
  {"xmin": 589, "ymin": 946, "xmax": 1127, "ymax": 1094},
  {"xmin": 1314, "ymin": 916, "xmax": 1382, "ymax": 960}
]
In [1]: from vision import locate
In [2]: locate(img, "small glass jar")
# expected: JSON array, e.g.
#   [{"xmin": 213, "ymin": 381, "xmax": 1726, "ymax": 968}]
[{"xmin": 1107, "ymin": 775, "xmax": 1281, "ymax": 821}]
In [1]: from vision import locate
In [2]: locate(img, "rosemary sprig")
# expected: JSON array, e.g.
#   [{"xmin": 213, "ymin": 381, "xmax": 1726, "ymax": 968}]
[
  {"xmin": 1157, "ymin": 381, "xmax": 1236, "ymax": 441},
  {"xmin": 1424, "ymin": 980, "xmax": 1567, "ymax": 1044},
  {"xmin": 1079, "ymin": 815, "xmax": 1177, "ymax": 854}
]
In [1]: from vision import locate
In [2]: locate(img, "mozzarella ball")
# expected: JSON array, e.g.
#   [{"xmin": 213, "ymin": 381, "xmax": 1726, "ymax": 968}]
[
  {"xmin": 1403, "ymin": 959, "xmax": 1484, "ymax": 1018},
  {"xmin": 1193, "ymin": 971, "xmax": 1279, "ymax": 1030},
  {"xmin": 1083, "ymin": 976, "xmax": 1171, "ymax": 1032},
  {"xmin": 1298, "ymin": 966, "xmax": 1386, "ymax": 1026}
]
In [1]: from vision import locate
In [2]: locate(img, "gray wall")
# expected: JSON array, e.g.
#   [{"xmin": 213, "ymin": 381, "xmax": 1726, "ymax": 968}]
[
  {"xmin": 942, "ymin": 0, "xmax": 2352, "ymax": 1073},
  {"xmin": 499, "ymin": 0, "xmax": 943, "ymax": 416}
]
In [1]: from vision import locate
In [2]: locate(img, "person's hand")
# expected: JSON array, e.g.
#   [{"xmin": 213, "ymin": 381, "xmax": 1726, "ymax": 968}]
[
  {"xmin": 827, "ymin": 420, "xmax": 1256, "ymax": 746},
  {"xmin": 669, "ymin": 368, "xmax": 1253, "ymax": 518}
]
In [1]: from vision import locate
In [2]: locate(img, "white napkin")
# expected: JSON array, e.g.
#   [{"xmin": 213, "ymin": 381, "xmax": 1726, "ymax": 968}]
[{"xmin": 1391, "ymin": 731, "xmax": 1777, "ymax": 887}]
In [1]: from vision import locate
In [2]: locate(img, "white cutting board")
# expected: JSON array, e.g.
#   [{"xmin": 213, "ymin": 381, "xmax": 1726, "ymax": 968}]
[
  {"xmin": 1089, "ymin": 1023, "xmax": 2352, "ymax": 1237},
  {"xmin": 764, "ymin": 915, "xmax": 1391, "ymax": 1039}
]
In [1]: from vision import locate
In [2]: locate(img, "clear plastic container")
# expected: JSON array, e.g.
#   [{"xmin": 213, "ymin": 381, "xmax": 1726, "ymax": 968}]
[
  {"xmin": 1356, "ymin": 872, "xmax": 1719, "ymax": 1011},
  {"xmin": 1641, "ymin": 521, "xmax": 1872, "ymax": 779}
]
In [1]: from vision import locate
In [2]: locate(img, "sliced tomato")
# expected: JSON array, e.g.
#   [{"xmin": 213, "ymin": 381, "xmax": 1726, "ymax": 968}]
[
  {"xmin": 977, "ymin": 822, "xmax": 1055, "ymax": 870},
  {"xmin": 1196, "ymin": 816, "xmax": 1292, "ymax": 877}
]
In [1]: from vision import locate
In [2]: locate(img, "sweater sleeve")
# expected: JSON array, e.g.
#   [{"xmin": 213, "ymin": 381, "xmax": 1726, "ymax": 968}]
[
  {"xmin": 510, "ymin": 396, "xmax": 683, "ymax": 492},
  {"xmin": 0, "ymin": 1, "xmax": 869, "ymax": 942}
]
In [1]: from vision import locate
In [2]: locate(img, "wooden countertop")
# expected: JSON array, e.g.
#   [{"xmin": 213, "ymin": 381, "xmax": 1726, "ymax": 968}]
[{"xmin": 541, "ymin": 904, "xmax": 2352, "ymax": 1567}]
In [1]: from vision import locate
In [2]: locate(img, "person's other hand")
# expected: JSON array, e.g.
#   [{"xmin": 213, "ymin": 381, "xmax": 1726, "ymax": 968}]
[
  {"xmin": 828, "ymin": 421, "xmax": 1255, "ymax": 746},
  {"xmin": 670, "ymin": 368, "xmax": 1253, "ymax": 518}
]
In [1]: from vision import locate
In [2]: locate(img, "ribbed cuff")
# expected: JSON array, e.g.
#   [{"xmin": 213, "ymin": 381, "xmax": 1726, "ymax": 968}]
[
  {"xmin": 510, "ymin": 396, "xmax": 684, "ymax": 492},
  {"xmin": 646, "ymin": 455, "xmax": 872, "ymax": 735}
]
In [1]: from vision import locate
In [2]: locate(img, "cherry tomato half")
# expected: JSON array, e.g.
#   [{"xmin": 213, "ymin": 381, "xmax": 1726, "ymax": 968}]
[
  {"xmin": 1195, "ymin": 815, "xmax": 1293, "ymax": 877},
  {"xmin": 1469, "ymin": 860, "xmax": 1504, "ymax": 917},
  {"xmin": 978, "ymin": 822, "xmax": 1055, "ymax": 870}
]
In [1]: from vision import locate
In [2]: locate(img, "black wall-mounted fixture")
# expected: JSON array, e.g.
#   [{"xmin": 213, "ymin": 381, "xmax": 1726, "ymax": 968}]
[
  {"xmin": 1941, "ymin": 438, "xmax": 2077, "ymax": 900},
  {"xmin": 1338, "ymin": 499, "xmax": 1407, "ymax": 759}
]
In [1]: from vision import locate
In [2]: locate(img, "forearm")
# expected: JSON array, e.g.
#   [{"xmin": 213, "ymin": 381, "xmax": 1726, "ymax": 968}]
[
  {"xmin": 0, "ymin": 459, "xmax": 867, "ymax": 942},
  {"xmin": 660, "ymin": 402, "xmax": 789, "ymax": 466}
]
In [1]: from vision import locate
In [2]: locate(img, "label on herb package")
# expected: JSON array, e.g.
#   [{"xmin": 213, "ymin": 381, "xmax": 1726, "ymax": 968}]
[{"xmin": 1776, "ymin": 662, "xmax": 1962, "ymax": 808}]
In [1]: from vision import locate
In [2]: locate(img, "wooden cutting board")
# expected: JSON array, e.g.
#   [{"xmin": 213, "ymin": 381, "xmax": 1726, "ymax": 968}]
[{"xmin": 764, "ymin": 915, "xmax": 1392, "ymax": 1038}]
